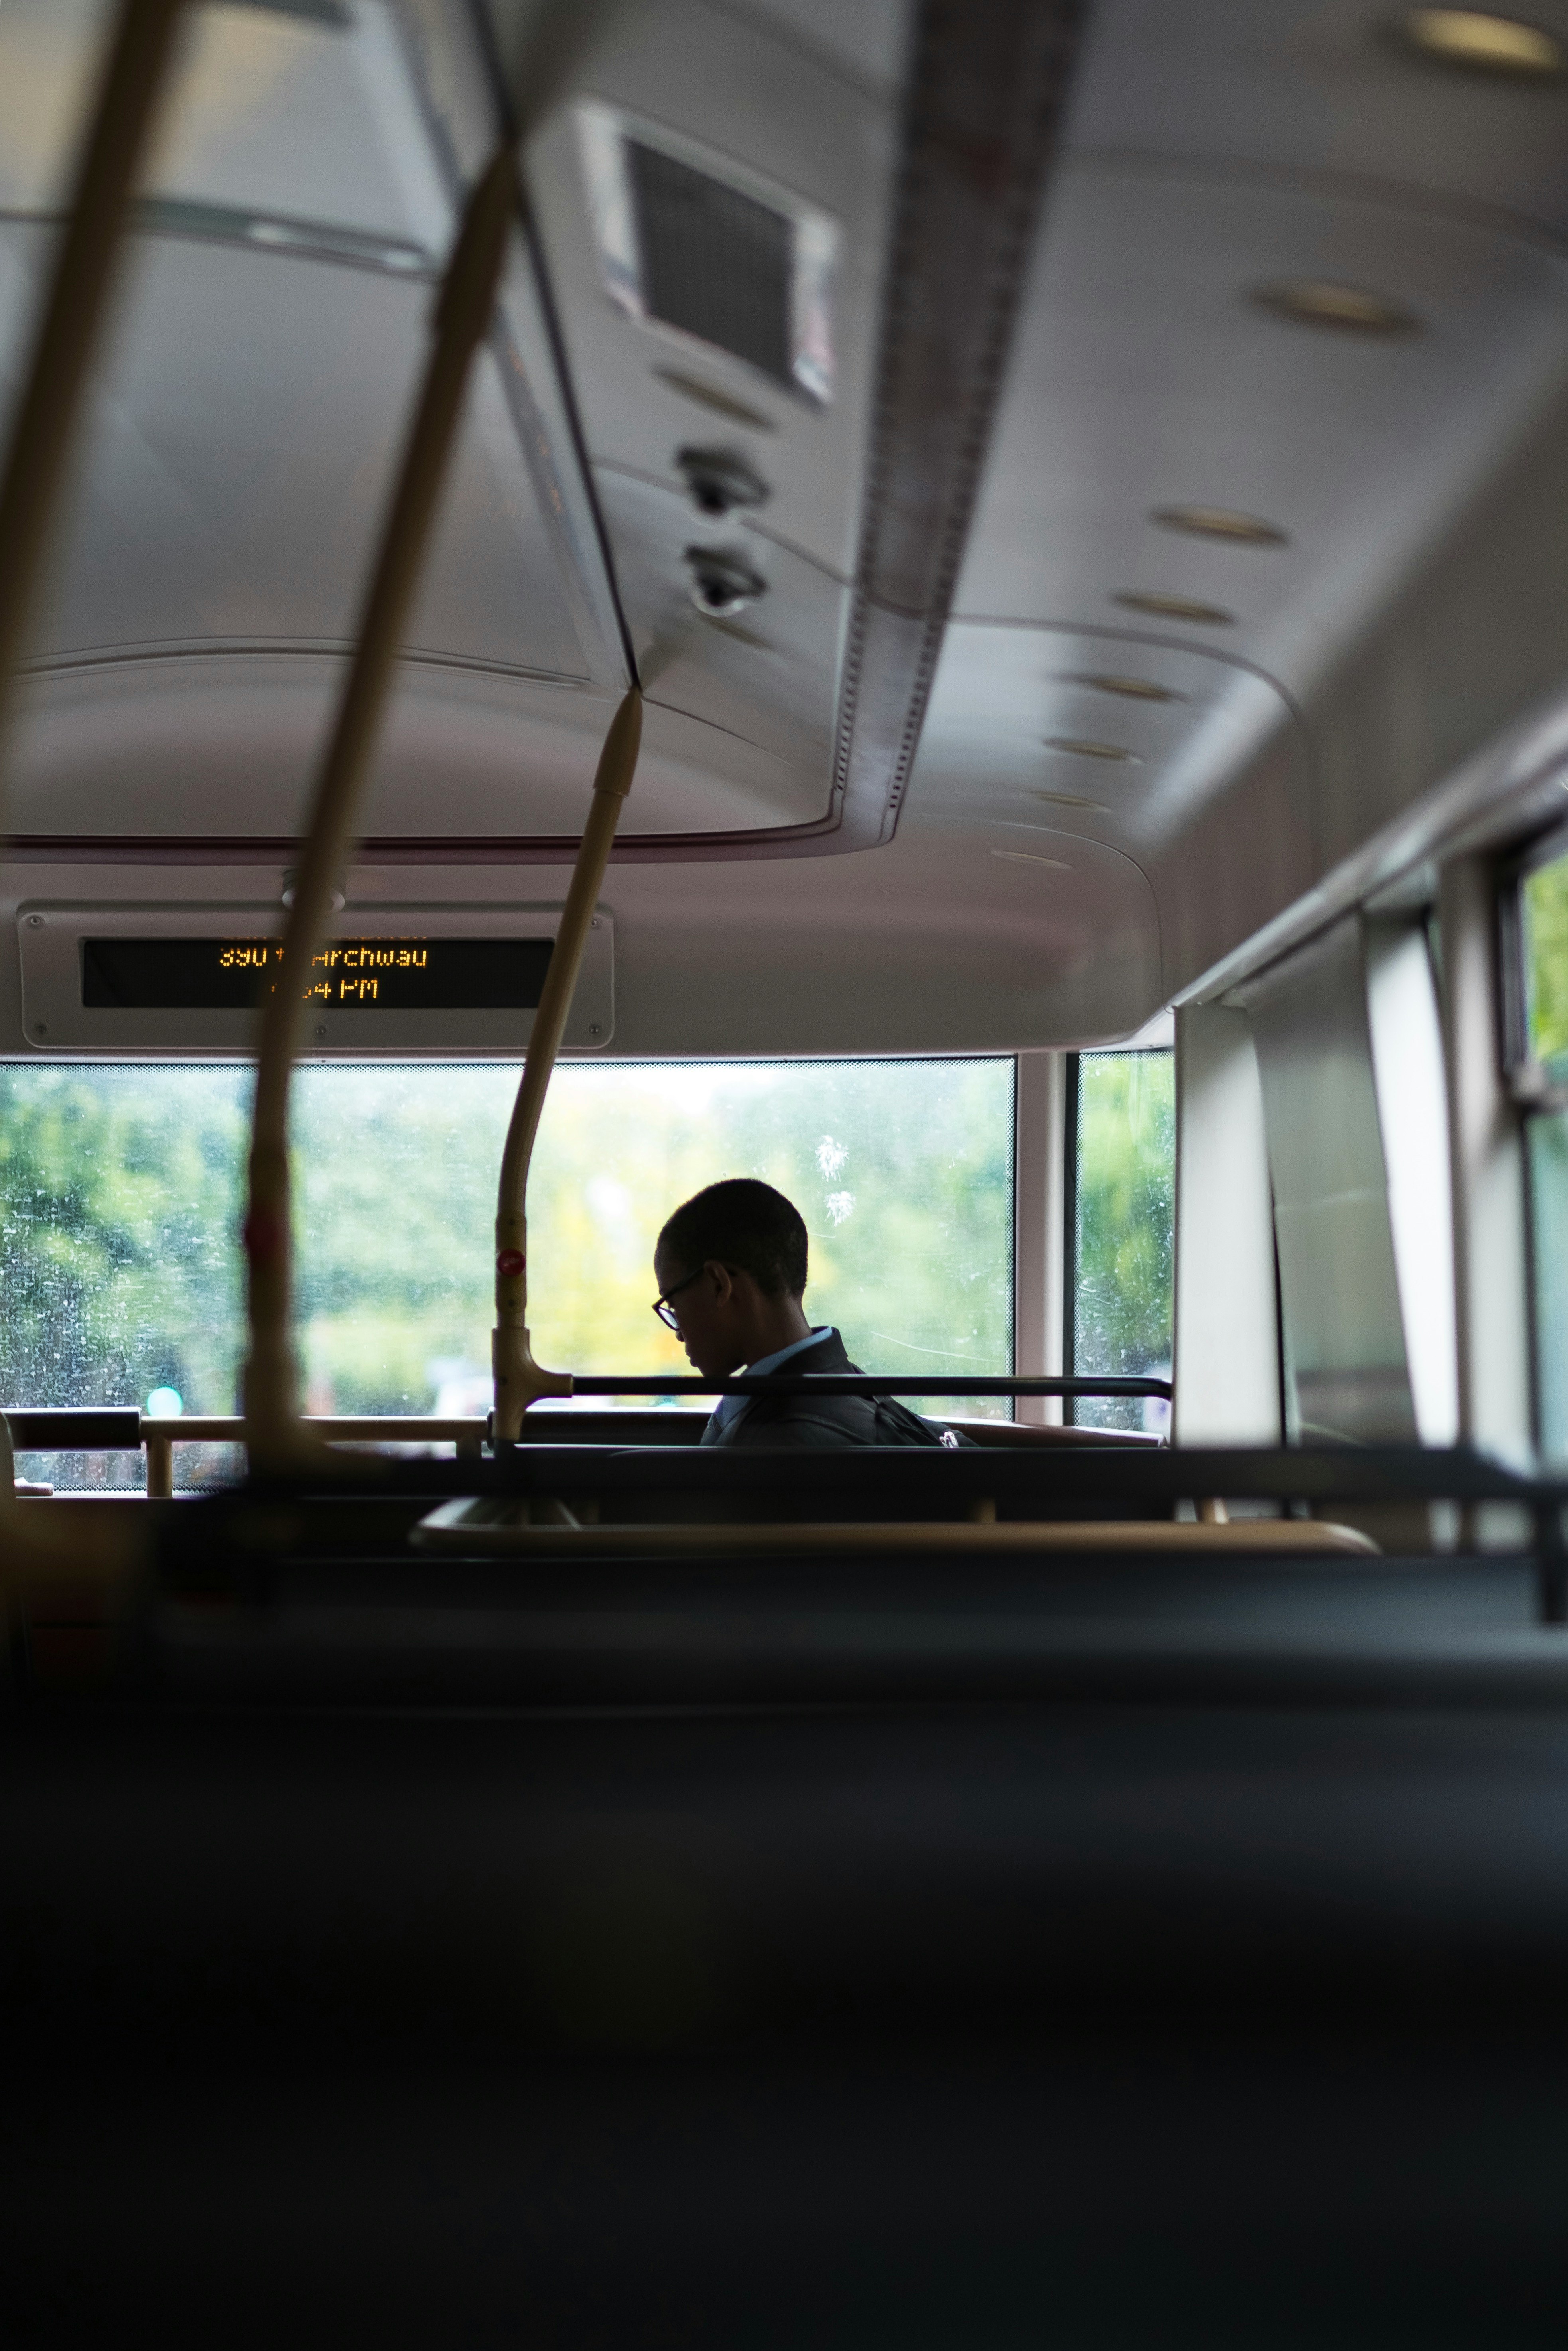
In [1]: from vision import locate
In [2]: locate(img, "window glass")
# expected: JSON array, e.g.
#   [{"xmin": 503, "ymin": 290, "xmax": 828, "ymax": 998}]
[
  {"xmin": 1528, "ymin": 1109, "xmax": 1568, "ymax": 1460},
  {"xmin": 0, "ymin": 1056, "xmax": 1014, "ymax": 1484},
  {"xmin": 1516, "ymin": 849, "xmax": 1568, "ymax": 1454},
  {"xmin": 1072, "ymin": 1049, "xmax": 1174, "ymax": 1433},
  {"xmin": 1520, "ymin": 848, "xmax": 1568, "ymax": 1075}
]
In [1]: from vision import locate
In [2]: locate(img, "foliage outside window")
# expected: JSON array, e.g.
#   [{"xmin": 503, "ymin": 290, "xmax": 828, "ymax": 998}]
[
  {"xmin": 1521, "ymin": 849, "xmax": 1568, "ymax": 1077},
  {"xmin": 0, "ymin": 1056, "xmax": 1013, "ymax": 1485},
  {"xmin": 1072, "ymin": 1049, "xmax": 1174, "ymax": 1433},
  {"xmin": 1521, "ymin": 844, "xmax": 1568, "ymax": 1457}
]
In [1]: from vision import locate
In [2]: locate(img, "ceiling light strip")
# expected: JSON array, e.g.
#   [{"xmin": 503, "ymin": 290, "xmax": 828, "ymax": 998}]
[
  {"xmin": 1153, "ymin": 505, "xmax": 1288, "ymax": 545},
  {"xmin": 1113, "ymin": 590, "xmax": 1235, "ymax": 625},
  {"xmin": 1402, "ymin": 8, "xmax": 1563, "ymax": 73},
  {"xmin": 1251, "ymin": 280, "xmax": 1421, "ymax": 334},
  {"xmin": 1066, "ymin": 673, "xmax": 1186, "ymax": 702},
  {"xmin": 1045, "ymin": 737, "xmax": 1141, "ymax": 761}
]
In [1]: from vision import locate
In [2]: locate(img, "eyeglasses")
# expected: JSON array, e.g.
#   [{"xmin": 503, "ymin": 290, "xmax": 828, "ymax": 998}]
[{"xmin": 651, "ymin": 1266, "xmax": 704, "ymax": 1330}]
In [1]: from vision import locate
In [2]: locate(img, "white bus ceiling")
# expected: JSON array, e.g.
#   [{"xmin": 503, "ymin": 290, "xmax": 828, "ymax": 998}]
[{"xmin": 4, "ymin": 0, "xmax": 1568, "ymax": 1053}]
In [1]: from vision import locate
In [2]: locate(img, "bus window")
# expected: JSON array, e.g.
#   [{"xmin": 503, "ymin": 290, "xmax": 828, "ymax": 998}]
[
  {"xmin": 0, "ymin": 1055, "xmax": 1014, "ymax": 1484},
  {"xmin": 1520, "ymin": 846, "xmax": 1568, "ymax": 1079},
  {"xmin": 1069, "ymin": 1049, "xmax": 1174, "ymax": 1433},
  {"xmin": 1515, "ymin": 841, "xmax": 1568, "ymax": 1457}
]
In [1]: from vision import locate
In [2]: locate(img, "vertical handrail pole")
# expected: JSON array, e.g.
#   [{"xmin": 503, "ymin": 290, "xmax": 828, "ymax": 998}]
[
  {"xmin": 0, "ymin": 0, "xmax": 185, "ymax": 1585},
  {"xmin": 492, "ymin": 689, "xmax": 642, "ymax": 1440},
  {"xmin": 0, "ymin": 0, "xmax": 185, "ymax": 749},
  {"xmin": 144, "ymin": 1431, "xmax": 174, "ymax": 1499},
  {"xmin": 241, "ymin": 152, "xmax": 517, "ymax": 1470}
]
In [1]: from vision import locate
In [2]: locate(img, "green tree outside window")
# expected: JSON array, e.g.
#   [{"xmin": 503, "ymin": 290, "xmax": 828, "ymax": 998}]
[
  {"xmin": 1074, "ymin": 1050, "xmax": 1174, "ymax": 1433},
  {"xmin": 0, "ymin": 1057, "xmax": 1014, "ymax": 1484},
  {"xmin": 1523, "ymin": 851, "xmax": 1568, "ymax": 1073}
]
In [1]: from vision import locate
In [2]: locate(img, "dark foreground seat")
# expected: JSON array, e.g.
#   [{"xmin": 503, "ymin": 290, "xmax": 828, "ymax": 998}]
[
  {"xmin": 4, "ymin": 1472, "xmax": 1568, "ymax": 2345},
  {"xmin": 5, "ymin": 1673, "xmax": 1568, "ymax": 2348}
]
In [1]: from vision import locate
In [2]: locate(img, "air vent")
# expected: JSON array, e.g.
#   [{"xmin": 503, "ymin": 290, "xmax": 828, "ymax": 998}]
[
  {"xmin": 683, "ymin": 544, "xmax": 767, "ymax": 617},
  {"xmin": 677, "ymin": 446, "xmax": 771, "ymax": 516},
  {"xmin": 578, "ymin": 105, "xmax": 838, "ymax": 404},
  {"xmin": 628, "ymin": 146, "xmax": 792, "ymax": 384}
]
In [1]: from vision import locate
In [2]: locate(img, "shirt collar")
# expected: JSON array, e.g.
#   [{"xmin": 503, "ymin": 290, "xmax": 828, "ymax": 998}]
[
  {"xmin": 747, "ymin": 1325, "xmax": 833, "ymax": 1378},
  {"xmin": 709, "ymin": 1326, "xmax": 833, "ymax": 1430}
]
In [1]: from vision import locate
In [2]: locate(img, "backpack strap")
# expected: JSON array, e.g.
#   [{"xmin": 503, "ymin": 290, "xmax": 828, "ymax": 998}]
[{"xmin": 871, "ymin": 1395, "xmax": 975, "ymax": 1448}]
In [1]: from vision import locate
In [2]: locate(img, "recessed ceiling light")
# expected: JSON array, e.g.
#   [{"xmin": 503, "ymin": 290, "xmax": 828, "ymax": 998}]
[
  {"xmin": 1113, "ymin": 590, "xmax": 1235, "ymax": 624},
  {"xmin": 1153, "ymin": 504, "xmax": 1289, "ymax": 546},
  {"xmin": 1044, "ymin": 737, "xmax": 1141, "ymax": 761},
  {"xmin": 1251, "ymin": 279, "xmax": 1422, "ymax": 334},
  {"xmin": 1402, "ymin": 8, "xmax": 1564, "ymax": 73},
  {"xmin": 1066, "ymin": 672, "xmax": 1186, "ymax": 704},
  {"xmin": 992, "ymin": 849, "xmax": 1073, "ymax": 869}
]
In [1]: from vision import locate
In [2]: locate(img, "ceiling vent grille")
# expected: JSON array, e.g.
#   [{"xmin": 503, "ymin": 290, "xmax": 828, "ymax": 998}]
[
  {"xmin": 578, "ymin": 105, "xmax": 838, "ymax": 404},
  {"xmin": 626, "ymin": 144, "xmax": 792, "ymax": 386}
]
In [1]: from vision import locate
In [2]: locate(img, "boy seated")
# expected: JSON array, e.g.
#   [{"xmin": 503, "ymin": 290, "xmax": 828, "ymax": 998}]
[{"xmin": 652, "ymin": 1177, "xmax": 883, "ymax": 1448}]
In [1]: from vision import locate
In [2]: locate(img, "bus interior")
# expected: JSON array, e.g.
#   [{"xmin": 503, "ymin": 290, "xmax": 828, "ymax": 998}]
[{"xmin": 5, "ymin": 0, "xmax": 1568, "ymax": 2339}]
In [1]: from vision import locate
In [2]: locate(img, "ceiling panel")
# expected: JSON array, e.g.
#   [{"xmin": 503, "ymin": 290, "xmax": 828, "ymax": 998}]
[
  {"xmin": 8, "ymin": 0, "xmax": 1568, "ymax": 1043},
  {"xmin": 0, "ymin": 229, "xmax": 583, "ymax": 673},
  {"xmin": 2, "ymin": 658, "xmax": 822, "ymax": 839},
  {"xmin": 0, "ymin": 217, "xmax": 833, "ymax": 836},
  {"xmin": 517, "ymin": 0, "xmax": 896, "ymax": 832},
  {"xmin": 0, "ymin": 0, "xmax": 451, "ymax": 246},
  {"xmin": 0, "ymin": 0, "xmax": 886, "ymax": 846},
  {"xmin": 908, "ymin": 621, "xmax": 1314, "ymax": 1000},
  {"xmin": 1070, "ymin": 0, "xmax": 1568, "ymax": 237},
  {"xmin": 957, "ymin": 168, "xmax": 1568, "ymax": 710},
  {"xmin": 594, "ymin": 467, "xmax": 842, "ymax": 807},
  {"xmin": 912, "ymin": 623, "xmax": 1302, "ymax": 848},
  {"xmin": 523, "ymin": 0, "xmax": 891, "ymax": 583}
]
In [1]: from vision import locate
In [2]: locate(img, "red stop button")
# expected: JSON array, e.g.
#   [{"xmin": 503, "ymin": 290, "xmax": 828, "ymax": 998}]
[{"xmin": 496, "ymin": 1248, "xmax": 525, "ymax": 1277}]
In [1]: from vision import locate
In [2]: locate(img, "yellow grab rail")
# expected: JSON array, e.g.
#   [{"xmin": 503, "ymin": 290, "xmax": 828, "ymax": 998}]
[
  {"xmin": 492, "ymin": 689, "xmax": 642, "ymax": 1439},
  {"xmin": 0, "ymin": 0, "xmax": 189, "ymax": 1602},
  {"xmin": 0, "ymin": 0, "xmax": 186, "ymax": 728},
  {"xmin": 241, "ymin": 152, "xmax": 518, "ymax": 1471}
]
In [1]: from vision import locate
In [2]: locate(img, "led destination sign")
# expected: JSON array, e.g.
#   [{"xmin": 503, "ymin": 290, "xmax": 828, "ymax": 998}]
[{"xmin": 81, "ymin": 937, "xmax": 555, "ymax": 1012}]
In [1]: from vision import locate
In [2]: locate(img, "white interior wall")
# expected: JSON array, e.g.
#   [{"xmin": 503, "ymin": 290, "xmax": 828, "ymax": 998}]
[
  {"xmin": 1365, "ymin": 919, "xmax": 1460, "ymax": 1446},
  {"xmin": 1013, "ymin": 1051, "xmax": 1066, "ymax": 1427},
  {"xmin": 1171, "ymin": 1003, "xmax": 1280, "ymax": 1446},
  {"xmin": 1439, "ymin": 854, "xmax": 1533, "ymax": 1462}
]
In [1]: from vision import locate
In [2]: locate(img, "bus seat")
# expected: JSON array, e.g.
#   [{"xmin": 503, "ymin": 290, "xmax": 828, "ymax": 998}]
[{"xmin": 411, "ymin": 1503, "xmax": 1378, "ymax": 1558}]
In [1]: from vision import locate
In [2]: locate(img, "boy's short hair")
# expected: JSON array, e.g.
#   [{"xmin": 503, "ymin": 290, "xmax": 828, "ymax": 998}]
[{"xmin": 658, "ymin": 1178, "xmax": 809, "ymax": 1299}]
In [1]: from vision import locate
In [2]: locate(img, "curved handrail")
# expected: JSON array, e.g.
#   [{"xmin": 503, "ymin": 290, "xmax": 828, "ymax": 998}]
[
  {"xmin": 0, "ymin": 0, "xmax": 189, "ymax": 1597},
  {"xmin": 0, "ymin": 0, "xmax": 186, "ymax": 726},
  {"xmin": 491, "ymin": 690, "xmax": 642, "ymax": 1439},
  {"xmin": 240, "ymin": 152, "xmax": 518, "ymax": 1470}
]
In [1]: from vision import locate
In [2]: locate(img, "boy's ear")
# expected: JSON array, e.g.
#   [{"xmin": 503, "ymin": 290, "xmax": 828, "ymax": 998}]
[{"xmin": 707, "ymin": 1259, "xmax": 737, "ymax": 1306}]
